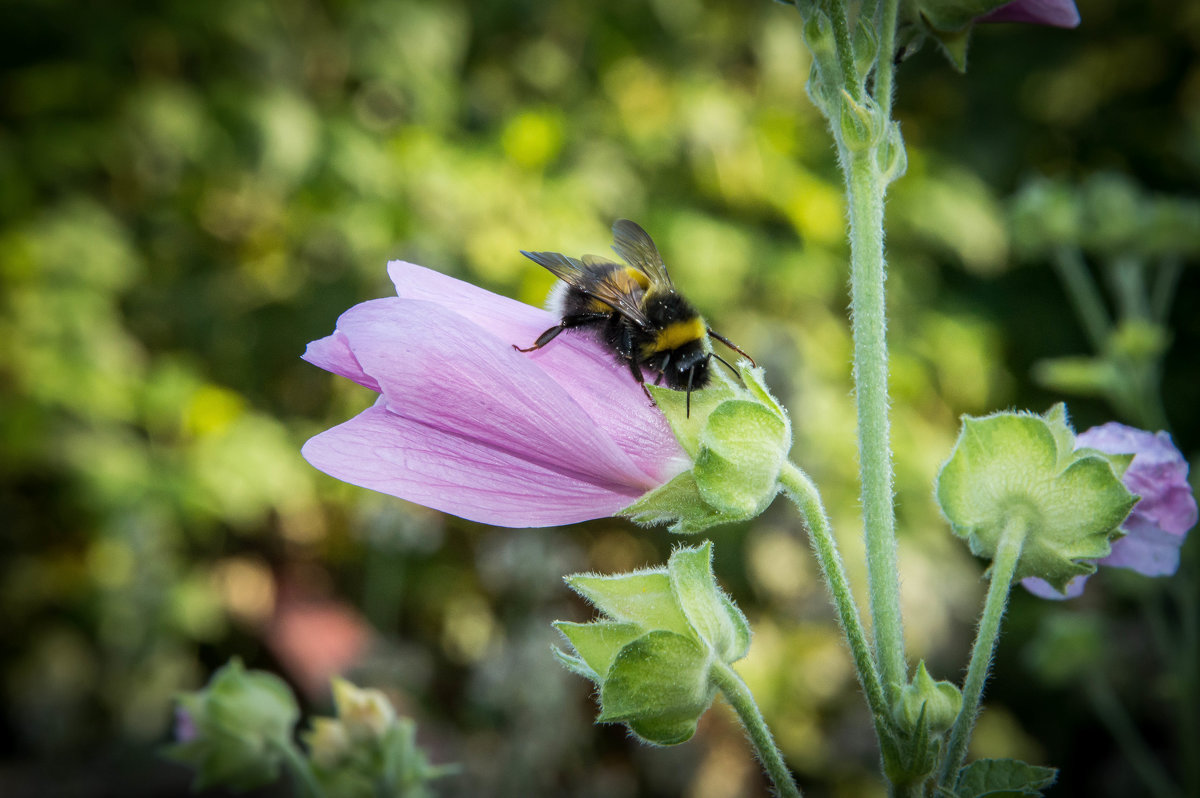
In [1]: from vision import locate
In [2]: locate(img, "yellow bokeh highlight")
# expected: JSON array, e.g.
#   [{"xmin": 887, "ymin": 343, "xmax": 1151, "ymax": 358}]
[
  {"xmin": 183, "ymin": 384, "xmax": 246, "ymax": 438},
  {"xmin": 501, "ymin": 109, "xmax": 565, "ymax": 170}
]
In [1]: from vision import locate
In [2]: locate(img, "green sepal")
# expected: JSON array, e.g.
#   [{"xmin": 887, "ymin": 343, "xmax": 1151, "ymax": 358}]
[
  {"xmin": 624, "ymin": 363, "xmax": 790, "ymax": 535},
  {"xmin": 163, "ymin": 658, "xmax": 298, "ymax": 791},
  {"xmin": 694, "ymin": 399, "xmax": 788, "ymax": 517},
  {"xmin": 555, "ymin": 545, "xmax": 751, "ymax": 746},
  {"xmin": 623, "ymin": 471, "xmax": 748, "ymax": 534},
  {"xmin": 927, "ymin": 19, "xmax": 972, "ymax": 72},
  {"xmin": 880, "ymin": 706, "xmax": 939, "ymax": 788},
  {"xmin": 553, "ymin": 620, "xmax": 645, "ymax": 680},
  {"xmin": 598, "ymin": 630, "xmax": 715, "ymax": 746},
  {"xmin": 918, "ymin": 0, "xmax": 1013, "ymax": 32},
  {"xmin": 950, "ymin": 758, "xmax": 1058, "ymax": 797},
  {"xmin": 646, "ymin": 380, "xmax": 736, "ymax": 460},
  {"xmin": 838, "ymin": 90, "xmax": 884, "ymax": 152},
  {"xmin": 565, "ymin": 570, "xmax": 692, "ymax": 638},
  {"xmin": 935, "ymin": 406, "xmax": 1136, "ymax": 591},
  {"xmin": 667, "ymin": 541, "xmax": 751, "ymax": 663}
]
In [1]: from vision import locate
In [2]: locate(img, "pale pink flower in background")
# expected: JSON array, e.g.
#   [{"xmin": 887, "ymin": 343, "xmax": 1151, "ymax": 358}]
[
  {"xmin": 978, "ymin": 0, "xmax": 1080, "ymax": 28},
  {"xmin": 1024, "ymin": 422, "xmax": 1197, "ymax": 599}
]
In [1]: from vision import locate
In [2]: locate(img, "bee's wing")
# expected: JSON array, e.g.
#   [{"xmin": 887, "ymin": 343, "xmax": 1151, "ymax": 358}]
[
  {"xmin": 521, "ymin": 249, "xmax": 651, "ymax": 326},
  {"xmin": 611, "ymin": 219, "xmax": 673, "ymax": 288}
]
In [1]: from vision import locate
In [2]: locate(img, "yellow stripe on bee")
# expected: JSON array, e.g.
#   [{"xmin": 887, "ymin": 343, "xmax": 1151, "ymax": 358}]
[{"xmin": 652, "ymin": 317, "xmax": 706, "ymax": 352}]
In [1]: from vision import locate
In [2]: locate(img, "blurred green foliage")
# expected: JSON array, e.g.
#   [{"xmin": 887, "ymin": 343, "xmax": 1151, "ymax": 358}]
[{"xmin": 1, "ymin": 0, "xmax": 1196, "ymax": 796}]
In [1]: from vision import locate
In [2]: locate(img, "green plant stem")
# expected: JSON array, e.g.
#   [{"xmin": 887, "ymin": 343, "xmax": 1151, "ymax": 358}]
[
  {"xmin": 827, "ymin": 0, "xmax": 862, "ymax": 99},
  {"xmin": 711, "ymin": 660, "xmax": 802, "ymax": 798},
  {"xmin": 1051, "ymin": 245, "xmax": 1111, "ymax": 353},
  {"xmin": 845, "ymin": 148, "xmax": 907, "ymax": 695},
  {"xmin": 871, "ymin": 0, "xmax": 901, "ymax": 117},
  {"xmin": 273, "ymin": 738, "xmax": 325, "ymax": 798},
  {"xmin": 1085, "ymin": 675, "xmax": 1183, "ymax": 798},
  {"xmin": 936, "ymin": 516, "xmax": 1027, "ymax": 788},
  {"xmin": 779, "ymin": 462, "xmax": 890, "ymax": 730}
]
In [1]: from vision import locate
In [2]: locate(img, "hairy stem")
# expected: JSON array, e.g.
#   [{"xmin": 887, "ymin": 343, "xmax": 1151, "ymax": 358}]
[
  {"xmin": 937, "ymin": 516, "xmax": 1028, "ymax": 787},
  {"xmin": 845, "ymin": 148, "xmax": 907, "ymax": 694},
  {"xmin": 872, "ymin": 0, "xmax": 902, "ymax": 117},
  {"xmin": 779, "ymin": 462, "xmax": 891, "ymax": 730},
  {"xmin": 712, "ymin": 660, "xmax": 803, "ymax": 798}
]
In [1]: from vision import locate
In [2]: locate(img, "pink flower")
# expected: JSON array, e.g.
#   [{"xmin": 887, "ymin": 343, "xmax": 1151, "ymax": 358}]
[
  {"xmin": 977, "ymin": 0, "xmax": 1080, "ymax": 28},
  {"xmin": 1024, "ymin": 423, "xmax": 1197, "ymax": 599},
  {"xmin": 302, "ymin": 262, "xmax": 689, "ymax": 528}
]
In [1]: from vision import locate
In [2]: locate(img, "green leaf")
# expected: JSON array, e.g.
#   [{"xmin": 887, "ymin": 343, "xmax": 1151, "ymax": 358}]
[
  {"xmin": 667, "ymin": 542, "xmax": 750, "ymax": 663},
  {"xmin": 954, "ymin": 758, "xmax": 1058, "ymax": 797},
  {"xmin": 566, "ymin": 571, "xmax": 693, "ymax": 638},
  {"xmin": 598, "ymin": 630, "xmax": 715, "ymax": 745}
]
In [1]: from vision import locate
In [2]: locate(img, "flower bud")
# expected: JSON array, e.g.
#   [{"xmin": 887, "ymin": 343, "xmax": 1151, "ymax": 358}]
[
  {"xmin": 555, "ymin": 542, "xmax": 750, "ymax": 746},
  {"xmin": 838, "ymin": 90, "xmax": 884, "ymax": 152},
  {"xmin": 623, "ymin": 364, "xmax": 791, "ymax": 534},
  {"xmin": 936, "ymin": 404, "xmax": 1136, "ymax": 592},
  {"xmin": 164, "ymin": 659, "xmax": 299, "ymax": 791},
  {"xmin": 893, "ymin": 661, "xmax": 962, "ymax": 736},
  {"xmin": 331, "ymin": 678, "xmax": 397, "ymax": 743}
]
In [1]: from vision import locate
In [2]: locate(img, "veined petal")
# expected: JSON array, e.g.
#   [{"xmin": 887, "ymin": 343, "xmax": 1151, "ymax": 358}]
[
  {"xmin": 385, "ymin": 261, "xmax": 688, "ymax": 483},
  {"xmin": 303, "ymin": 403, "xmax": 641, "ymax": 527},
  {"xmin": 303, "ymin": 330, "xmax": 380, "ymax": 393},
  {"xmin": 334, "ymin": 297, "xmax": 664, "ymax": 487}
]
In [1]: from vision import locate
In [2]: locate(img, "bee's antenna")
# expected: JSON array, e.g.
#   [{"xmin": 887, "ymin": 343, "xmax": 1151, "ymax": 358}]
[
  {"xmin": 712, "ymin": 352, "xmax": 738, "ymax": 378},
  {"xmin": 707, "ymin": 328, "xmax": 755, "ymax": 367}
]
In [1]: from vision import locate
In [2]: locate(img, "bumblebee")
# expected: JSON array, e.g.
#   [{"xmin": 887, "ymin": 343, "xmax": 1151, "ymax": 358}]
[{"xmin": 514, "ymin": 219, "xmax": 752, "ymax": 414}]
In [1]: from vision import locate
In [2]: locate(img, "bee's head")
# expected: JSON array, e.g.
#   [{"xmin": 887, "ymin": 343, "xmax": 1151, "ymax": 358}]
[{"xmin": 672, "ymin": 345, "xmax": 711, "ymax": 418}]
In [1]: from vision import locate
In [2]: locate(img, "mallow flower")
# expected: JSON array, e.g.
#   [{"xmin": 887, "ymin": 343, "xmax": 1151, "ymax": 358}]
[
  {"xmin": 977, "ymin": 0, "xmax": 1080, "ymax": 28},
  {"xmin": 301, "ymin": 262, "xmax": 690, "ymax": 528},
  {"xmin": 1023, "ymin": 422, "xmax": 1198, "ymax": 599}
]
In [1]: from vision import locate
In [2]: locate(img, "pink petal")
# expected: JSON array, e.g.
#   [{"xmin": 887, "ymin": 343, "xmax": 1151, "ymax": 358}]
[
  {"xmin": 385, "ymin": 262, "xmax": 687, "ymax": 483},
  {"xmin": 978, "ymin": 0, "xmax": 1080, "ymax": 28},
  {"xmin": 303, "ymin": 330, "xmax": 380, "ymax": 393},
  {"xmin": 1021, "ymin": 575, "xmax": 1088, "ymax": 600},
  {"xmin": 334, "ymin": 297, "xmax": 666, "ymax": 486},
  {"xmin": 303, "ymin": 403, "xmax": 643, "ymax": 526}
]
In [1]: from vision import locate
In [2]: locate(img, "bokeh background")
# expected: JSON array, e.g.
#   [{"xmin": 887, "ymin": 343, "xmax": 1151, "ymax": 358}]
[{"xmin": 1, "ymin": 0, "xmax": 1197, "ymax": 796}]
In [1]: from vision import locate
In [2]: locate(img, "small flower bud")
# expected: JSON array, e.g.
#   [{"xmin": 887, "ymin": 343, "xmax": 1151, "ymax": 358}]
[
  {"xmin": 331, "ymin": 678, "xmax": 397, "ymax": 743},
  {"xmin": 893, "ymin": 661, "xmax": 962, "ymax": 736},
  {"xmin": 303, "ymin": 717, "xmax": 352, "ymax": 769},
  {"xmin": 164, "ymin": 659, "xmax": 299, "ymax": 791},
  {"xmin": 555, "ymin": 543, "xmax": 750, "ymax": 746},
  {"xmin": 838, "ymin": 90, "xmax": 884, "ymax": 152}
]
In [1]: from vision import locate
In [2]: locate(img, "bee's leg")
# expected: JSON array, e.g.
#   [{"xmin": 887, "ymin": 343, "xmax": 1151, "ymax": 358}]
[
  {"xmin": 513, "ymin": 313, "xmax": 608, "ymax": 353},
  {"xmin": 625, "ymin": 359, "xmax": 654, "ymax": 403},
  {"xmin": 685, "ymin": 365, "xmax": 697, "ymax": 418},
  {"xmin": 707, "ymin": 328, "xmax": 755, "ymax": 367},
  {"xmin": 655, "ymin": 353, "xmax": 669, "ymax": 385}
]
